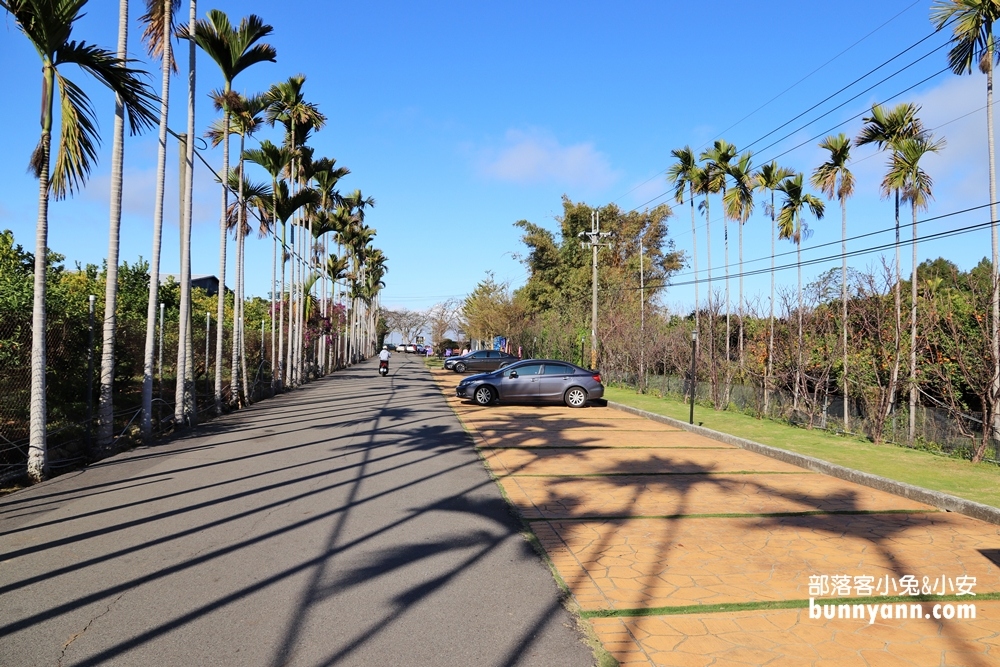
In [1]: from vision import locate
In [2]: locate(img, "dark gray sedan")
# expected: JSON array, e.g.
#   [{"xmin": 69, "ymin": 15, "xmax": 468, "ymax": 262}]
[
  {"xmin": 455, "ymin": 359, "xmax": 604, "ymax": 408},
  {"xmin": 444, "ymin": 349, "xmax": 519, "ymax": 373}
]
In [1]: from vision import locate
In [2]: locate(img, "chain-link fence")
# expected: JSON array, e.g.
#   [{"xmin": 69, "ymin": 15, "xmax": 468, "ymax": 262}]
[{"xmin": 606, "ymin": 370, "xmax": 999, "ymax": 464}]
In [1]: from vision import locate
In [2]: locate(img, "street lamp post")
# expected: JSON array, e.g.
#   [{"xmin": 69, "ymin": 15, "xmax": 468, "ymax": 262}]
[{"xmin": 689, "ymin": 330, "xmax": 698, "ymax": 425}]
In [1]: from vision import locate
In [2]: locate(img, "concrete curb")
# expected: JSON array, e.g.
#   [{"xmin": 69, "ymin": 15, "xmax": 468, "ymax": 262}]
[{"xmin": 608, "ymin": 401, "xmax": 1000, "ymax": 527}]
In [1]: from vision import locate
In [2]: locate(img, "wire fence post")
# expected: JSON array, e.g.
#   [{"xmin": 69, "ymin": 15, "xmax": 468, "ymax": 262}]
[
  {"xmin": 86, "ymin": 294, "xmax": 96, "ymax": 456},
  {"xmin": 205, "ymin": 311, "xmax": 211, "ymax": 402}
]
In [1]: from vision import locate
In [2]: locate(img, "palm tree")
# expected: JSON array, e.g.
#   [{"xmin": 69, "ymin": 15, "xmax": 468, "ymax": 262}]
[
  {"xmin": 264, "ymin": 75, "xmax": 326, "ymax": 383},
  {"xmin": 777, "ymin": 174, "xmax": 825, "ymax": 411},
  {"xmin": 190, "ymin": 9, "xmax": 276, "ymax": 413},
  {"xmin": 140, "ymin": 0, "xmax": 179, "ymax": 442},
  {"xmin": 856, "ymin": 103, "xmax": 925, "ymax": 424},
  {"xmin": 263, "ymin": 180, "xmax": 320, "ymax": 376},
  {"xmin": 811, "ymin": 134, "xmax": 855, "ymax": 432},
  {"xmin": 95, "ymin": 0, "xmax": 130, "ymax": 452},
  {"xmin": 2, "ymin": 0, "xmax": 157, "ymax": 481},
  {"xmin": 700, "ymin": 140, "xmax": 738, "ymax": 362},
  {"xmin": 723, "ymin": 150, "xmax": 755, "ymax": 368},
  {"xmin": 754, "ymin": 161, "xmax": 794, "ymax": 414},
  {"xmin": 210, "ymin": 91, "xmax": 267, "ymax": 405},
  {"xmin": 931, "ymin": 0, "xmax": 1000, "ymax": 448},
  {"xmin": 175, "ymin": 0, "xmax": 198, "ymax": 428},
  {"xmin": 243, "ymin": 139, "xmax": 293, "ymax": 387},
  {"xmin": 312, "ymin": 158, "xmax": 349, "ymax": 370},
  {"xmin": 667, "ymin": 147, "xmax": 703, "ymax": 334},
  {"xmin": 884, "ymin": 133, "xmax": 945, "ymax": 443},
  {"xmin": 322, "ymin": 250, "xmax": 350, "ymax": 371},
  {"xmin": 223, "ymin": 163, "xmax": 270, "ymax": 403}
]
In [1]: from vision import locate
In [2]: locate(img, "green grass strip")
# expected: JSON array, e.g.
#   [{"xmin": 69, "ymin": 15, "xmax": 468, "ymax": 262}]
[
  {"xmin": 498, "ymin": 471, "xmax": 816, "ymax": 478},
  {"xmin": 580, "ymin": 591, "xmax": 1000, "ymax": 618},
  {"xmin": 475, "ymin": 445, "xmax": 731, "ymax": 451},
  {"xmin": 523, "ymin": 509, "xmax": 940, "ymax": 522},
  {"xmin": 605, "ymin": 387, "xmax": 1000, "ymax": 509}
]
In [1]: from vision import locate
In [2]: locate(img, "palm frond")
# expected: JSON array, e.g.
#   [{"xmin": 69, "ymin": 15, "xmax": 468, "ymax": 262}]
[
  {"xmin": 49, "ymin": 71, "xmax": 99, "ymax": 199},
  {"xmin": 140, "ymin": 0, "xmax": 181, "ymax": 70},
  {"xmin": 55, "ymin": 40, "xmax": 158, "ymax": 135},
  {"xmin": 191, "ymin": 10, "xmax": 275, "ymax": 83},
  {"xmin": 3, "ymin": 0, "xmax": 85, "ymax": 56}
]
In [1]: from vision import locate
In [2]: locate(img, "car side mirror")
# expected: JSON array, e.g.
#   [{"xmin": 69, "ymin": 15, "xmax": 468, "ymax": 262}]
[{"xmin": 509, "ymin": 371, "xmax": 518, "ymax": 379}]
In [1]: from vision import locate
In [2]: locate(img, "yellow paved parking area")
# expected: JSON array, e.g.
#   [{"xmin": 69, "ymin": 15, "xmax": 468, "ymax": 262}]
[{"xmin": 431, "ymin": 367, "xmax": 1000, "ymax": 666}]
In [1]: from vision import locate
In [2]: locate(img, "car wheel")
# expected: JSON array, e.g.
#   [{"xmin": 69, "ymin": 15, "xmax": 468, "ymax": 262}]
[
  {"xmin": 498, "ymin": 363, "xmax": 508, "ymax": 370},
  {"xmin": 474, "ymin": 385, "xmax": 495, "ymax": 406},
  {"xmin": 564, "ymin": 387, "xmax": 588, "ymax": 408},
  {"xmin": 454, "ymin": 362, "xmax": 467, "ymax": 373}
]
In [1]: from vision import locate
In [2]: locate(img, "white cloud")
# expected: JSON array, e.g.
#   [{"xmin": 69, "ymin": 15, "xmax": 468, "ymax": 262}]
[{"xmin": 475, "ymin": 128, "xmax": 620, "ymax": 190}]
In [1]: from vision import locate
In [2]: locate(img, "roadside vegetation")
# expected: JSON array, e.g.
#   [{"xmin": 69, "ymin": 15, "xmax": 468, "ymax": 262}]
[
  {"xmin": 604, "ymin": 385, "xmax": 1000, "ymax": 509},
  {"xmin": 2, "ymin": 1, "xmax": 386, "ymax": 483}
]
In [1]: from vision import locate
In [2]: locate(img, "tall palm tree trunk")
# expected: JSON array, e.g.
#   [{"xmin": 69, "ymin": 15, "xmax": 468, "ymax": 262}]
[
  {"xmin": 723, "ymin": 189, "xmax": 730, "ymax": 364},
  {"xmin": 795, "ymin": 231, "xmax": 803, "ymax": 410},
  {"xmin": 689, "ymin": 184, "xmax": 699, "ymax": 348},
  {"xmin": 841, "ymin": 197, "xmax": 849, "ymax": 432},
  {"xmin": 284, "ymin": 226, "xmax": 293, "ymax": 385},
  {"xmin": 704, "ymin": 196, "xmax": 715, "ymax": 403},
  {"xmin": 766, "ymin": 193, "xmax": 776, "ymax": 414},
  {"xmin": 231, "ymin": 140, "xmax": 246, "ymax": 406},
  {"xmin": 279, "ymin": 222, "xmax": 287, "ymax": 388},
  {"xmin": 214, "ymin": 83, "xmax": 231, "ymax": 413},
  {"xmin": 28, "ymin": 63, "xmax": 55, "ymax": 483},
  {"xmin": 97, "ymin": 0, "xmax": 130, "ymax": 451},
  {"xmin": 738, "ymin": 220, "xmax": 744, "ymax": 368},
  {"xmin": 175, "ymin": 0, "xmax": 197, "ymax": 426},
  {"xmin": 270, "ymin": 219, "xmax": 277, "ymax": 387},
  {"xmin": 306, "ymin": 213, "xmax": 315, "ymax": 377},
  {"xmin": 142, "ymin": 2, "xmax": 172, "ymax": 441},
  {"xmin": 886, "ymin": 190, "xmax": 902, "ymax": 423},
  {"xmin": 988, "ymin": 52, "xmax": 1000, "ymax": 452},
  {"xmin": 909, "ymin": 204, "xmax": 919, "ymax": 443}
]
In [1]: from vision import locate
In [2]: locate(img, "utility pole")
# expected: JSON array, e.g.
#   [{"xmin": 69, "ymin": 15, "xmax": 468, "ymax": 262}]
[{"xmin": 579, "ymin": 209, "xmax": 612, "ymax": 370}]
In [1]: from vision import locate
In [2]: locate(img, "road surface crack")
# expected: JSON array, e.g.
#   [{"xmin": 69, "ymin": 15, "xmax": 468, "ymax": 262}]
[{"xmin": 58, "ymin": 591, "xmax": 127, "ymax": 666}]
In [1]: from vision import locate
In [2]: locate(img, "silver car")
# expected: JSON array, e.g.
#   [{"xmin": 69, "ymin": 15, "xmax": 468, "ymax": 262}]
[{"xmin": 455, "ymin": 359, "xmax": 604, "ymax": 408}]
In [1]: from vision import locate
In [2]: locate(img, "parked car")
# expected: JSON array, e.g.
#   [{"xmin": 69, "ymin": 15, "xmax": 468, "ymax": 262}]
[
  {"xmin": 405, "ymin": 344, "xmax": 417, "ymax": 353},
  {"xmin": 444, "ymin": 349, "xmax": 519, "ymax": 373},
  {"xmin": 455, "ymin": 359, "xmax": 604, "ymax": 408},
  {"xmin": 395, "ymin": 344, "xmax": 406, "ymax": 353}
]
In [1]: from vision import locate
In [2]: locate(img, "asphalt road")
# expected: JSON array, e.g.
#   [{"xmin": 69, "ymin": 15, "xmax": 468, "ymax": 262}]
[{"xmin": 0, "ymin": 355, "xmax": 594, "ymax": 666}]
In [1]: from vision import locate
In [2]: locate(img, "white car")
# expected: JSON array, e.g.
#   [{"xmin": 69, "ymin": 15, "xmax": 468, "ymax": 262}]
[
  {"xmin": 405, "ymin": 344, "xmax": 417, "ymax": 353},
  {"xmin": 395, "ymin": 344, "xmax": 405, "ymax": 352}
]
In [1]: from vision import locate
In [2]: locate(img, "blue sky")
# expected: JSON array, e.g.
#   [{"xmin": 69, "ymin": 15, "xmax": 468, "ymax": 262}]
[{"xmin": 0, "ymin": 1, "xmax": 993, "ymax": 318}]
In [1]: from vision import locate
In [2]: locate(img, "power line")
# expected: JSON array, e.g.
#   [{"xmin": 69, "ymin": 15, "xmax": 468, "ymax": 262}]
[
  {"xmin": 713, "ymin": 1, "xmax": 924, "ymax": 147},
  {"xmin": 614, "ymin": 210, "xmax": 997, "ymax": 293},
  {"xmin": 666, "ymin": 99, "xmax": 997, "ymax": 244},
  {"xmin": 673, "ymin": 202, "xmax": 994, "ymax": 282},
  {"xmin": 743, "ymin": 26, "xmax": 947, "ymax": 152},
  {"xmin": 611, "ymin": 3, "xmax": 925, "ymax": 208}
]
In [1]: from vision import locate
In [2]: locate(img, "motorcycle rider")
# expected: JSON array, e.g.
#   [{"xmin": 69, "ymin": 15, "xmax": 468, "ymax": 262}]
[{"xmin": 379, "ymin": 345, "xmax": 391, "ymax": 372}]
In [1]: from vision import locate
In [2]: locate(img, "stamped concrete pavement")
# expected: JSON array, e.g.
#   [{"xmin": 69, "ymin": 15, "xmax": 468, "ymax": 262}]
[{"xmin": 431, "ymin": 366, "xmax": 1000, "ymax": 667}]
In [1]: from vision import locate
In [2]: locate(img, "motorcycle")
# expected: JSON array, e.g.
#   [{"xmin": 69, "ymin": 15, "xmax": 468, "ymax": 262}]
[{"xmin": 379, "ymin": 359, "xmax": 389, "ymax": 376}]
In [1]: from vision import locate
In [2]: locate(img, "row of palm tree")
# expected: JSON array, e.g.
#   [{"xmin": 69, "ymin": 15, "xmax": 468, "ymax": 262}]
[
  {"xmin": 7, "ymin": 0, "xmax": 388, "ymax": 483},
  {"xmin": 668, "ymin": 103, "xmax": 944, "ymax": 442},
  {"xmin": 661, "ymin": 0, "xmax": 996, "ymax": 443}
]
